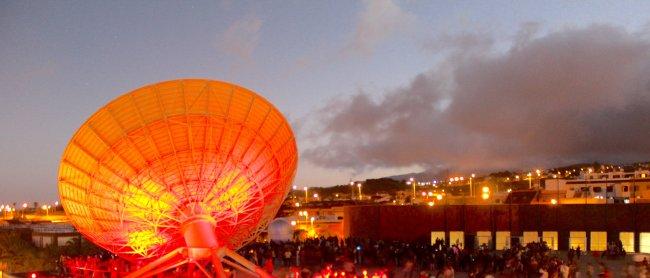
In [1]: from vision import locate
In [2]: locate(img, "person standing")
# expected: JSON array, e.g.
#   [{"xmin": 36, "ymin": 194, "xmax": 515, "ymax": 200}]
[{"xmin": 394, "ymin": 258, "xmax": 418, "ymax": 278}]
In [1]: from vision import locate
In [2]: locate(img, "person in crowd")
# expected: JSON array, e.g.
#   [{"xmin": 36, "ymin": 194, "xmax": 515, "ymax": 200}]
[{"xmin": 393, "ymin": 258, "xmax": 418, "ymax": 278}]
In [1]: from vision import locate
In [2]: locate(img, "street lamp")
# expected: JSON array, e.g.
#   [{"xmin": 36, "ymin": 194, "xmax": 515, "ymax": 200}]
[
  {"xmin": 357, "ymin": 183, "xmax": 362, "ymax": 200},
  {"xmin": 299, "ymin": 210, "xmax": 309, "ymax": 221},
  {"xmin": 21, "ymin": 203, "xmax": 27, "ymax": 218},
  {"xmin": 304, "ymin": 187, "xmax": 308, "ymax": 202},
  {"xmin": 41, "ymin": 205, "xmax": 51, "ymax": 216},
  {"xmin": 310, "ymin": 216, "xmax": 315, "ymax": 235},
  {"xmin": 481, "ymin": 186, "xmax": 490, "ymax": 200},
  {"xmin": 527, "ymin": 172, "xmax": 532, "ymax": 189},
  {"xmin": 409, "ymin": 177, "xmax": 415, "ymax": 201},
  {"xmin": 470, "ymin": 174, "xmax": 475, "ymax": 197}
]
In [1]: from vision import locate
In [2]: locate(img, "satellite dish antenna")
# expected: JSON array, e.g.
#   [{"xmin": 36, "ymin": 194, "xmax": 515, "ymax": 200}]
[{"xmin": 58, "ymin": 79, "xmax": 298, "ymax": 277}]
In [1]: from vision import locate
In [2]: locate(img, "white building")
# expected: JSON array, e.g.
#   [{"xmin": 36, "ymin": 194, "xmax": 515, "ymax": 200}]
[{"xmin": 541, "ymin": 170, "xmax": 650, "ymax": 203}]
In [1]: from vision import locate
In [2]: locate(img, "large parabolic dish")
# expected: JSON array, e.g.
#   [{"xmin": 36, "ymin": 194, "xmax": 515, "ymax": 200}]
[{"xmin": 58, "ymin": 79, "xmax": 298, "ymax": 263}]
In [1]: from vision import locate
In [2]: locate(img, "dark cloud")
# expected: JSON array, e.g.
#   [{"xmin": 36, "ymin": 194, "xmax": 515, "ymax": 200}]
[{"xmin": 303, "ymin": 24, "xmax": 650, "ymax": 172}]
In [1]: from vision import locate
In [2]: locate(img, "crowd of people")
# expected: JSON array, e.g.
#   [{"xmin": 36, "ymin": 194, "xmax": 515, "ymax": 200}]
[
  {"xmin": 56, "ymin": 235, "xmax": 649, "ymax": 277},
  {"xmin": 239, "ymin": 236, "xmax": 650, "ymax": 277}
]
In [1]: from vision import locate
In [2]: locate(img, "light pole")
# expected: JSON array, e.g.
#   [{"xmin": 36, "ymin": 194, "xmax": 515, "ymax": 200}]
[
  {"xmin": 482, "ymin": 186, "xmax": 490, "ymax": 200},
  {"xmin": 350, "ymin": 181, "xmax": 355, "ymax": 200},
  {"xmin": 310, "ymin": 216, "xmax": 315, "ymax": 236},
  {"xmin": 41, "ymin": 205, "xmax": 51, "ymax": 216},
  {"xmin": 410, "ymin": 177, "xmax": 415, "ymax": 202},
  {"xmin": 303, "ymin": 187, "xmax": 308, "ymax": 203},
  {"xmin": 553, "ymin": 174, "xmax": 560, "ymax": 204},
  {"xmin": 470, "ymin": 174, "xmax": 475, "ymax": 197},
  {"xmin": 357, "ymin": 183, "xmax": 362, "ymax": 200},
  {"xmin": 527, "ymin": 173, "xmax": 532, "ymax": 189}
]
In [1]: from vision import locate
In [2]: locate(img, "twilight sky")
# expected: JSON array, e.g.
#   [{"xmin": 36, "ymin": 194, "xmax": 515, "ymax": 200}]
[{"xmin": 1, "ymin": 1, "xmax": 650, "ymax": 203}]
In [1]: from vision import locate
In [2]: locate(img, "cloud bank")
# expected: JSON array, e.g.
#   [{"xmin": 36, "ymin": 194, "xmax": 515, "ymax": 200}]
[{"xmin": 304, "ymin": 24, "xmax": 650, "ymax": 172}]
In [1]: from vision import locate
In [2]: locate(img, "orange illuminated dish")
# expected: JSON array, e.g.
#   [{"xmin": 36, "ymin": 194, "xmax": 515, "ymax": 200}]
[{"xmin": 58, "ymin": 79, "xmax": 297, "ymax": 261}]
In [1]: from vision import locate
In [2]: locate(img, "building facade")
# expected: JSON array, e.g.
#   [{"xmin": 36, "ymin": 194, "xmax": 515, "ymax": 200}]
[{"xmin": 344, "ymin": 204, "xmax": 650, "ymax": 253}]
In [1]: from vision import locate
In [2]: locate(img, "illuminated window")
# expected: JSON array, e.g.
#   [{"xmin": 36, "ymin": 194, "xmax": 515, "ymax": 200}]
[
  {"xmin": 496, "ymin": 231, "xmax": 511, "ymax": 250},
  {"xmin": 430, "ymin": 231, "xmax": 445, "ymax": 245},
  {"xmin": 542, "ymin": 231, "xmax": 558, "ymax": 250},
  {"xmin": 590, "ymin": 231, "xmax": 607, "ymax": 251},
  {"xmin": 569, "ymin": 231, "xmax": 586, "ymax": 250},
  {"xmin": 619, "ymin": 232, "xmax": 634, "ymax": 253},
  {"xmin": 641, "ymin": 233, "xmax": 650, "ymax": 253},
  {"xmin": 523, "ymin": 231, "xmax": 539, "ymax": 245},
  {"xmin": 477, "ymin": 231, "xmax": 491, "ymax": 248},
  {"xmin": 449, "ymin": 231, "xmax": 464, "ymax": 247}
]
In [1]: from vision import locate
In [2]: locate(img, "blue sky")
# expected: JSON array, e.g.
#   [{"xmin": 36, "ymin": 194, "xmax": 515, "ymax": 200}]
[{"xmin": 1, "ymin": 1, "xmax": 649, "ymax": 203}]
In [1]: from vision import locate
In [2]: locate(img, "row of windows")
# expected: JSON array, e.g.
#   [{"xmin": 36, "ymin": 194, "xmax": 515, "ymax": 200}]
[
  {"xmin": 586, "ymin": 173, "xmax": 647, "ymax": 179},
  {"xmin": 431, "ymin": 231, "xmax": 650, "ymax": 252}
]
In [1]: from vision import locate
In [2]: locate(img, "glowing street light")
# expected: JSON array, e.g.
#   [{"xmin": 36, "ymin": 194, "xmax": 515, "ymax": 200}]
[
  {"xmin": 304, "ymin": 186, "xmax": 308, "ymax": 202},
  {"xmin": 427, "ymin": 201, "xmax": 434, "ymax": 207},
  {"xmin": 290, "ymin": 220, "xmax": 297, "ymax": 226},
  {"xmin": 470, "ymin": 174, "xmax": 475, "ymax": 197},
  {"xmin": 409, "ymin": 177, "xmax": 416, "ymax": 201},
  {"xmin": 357, "ymin": 183, "xmax": 363, "ymax": 200},
  {"xmin": 550, "ymin": 199, "xmax": 558, "ymax": 205},
  {"xmin": 41, "ymin": 205, "xmax": 51, "ymax": 216},
  {"xmin": 299, "ymin": 210, "xmax": 309, "ymax": 221},
  {"xmin": 481, "ymin": 186, "xmax": 490, "ymax": 200}
]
